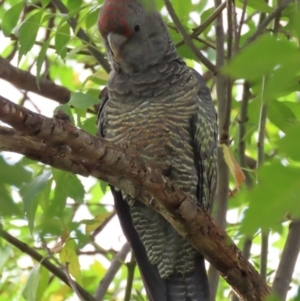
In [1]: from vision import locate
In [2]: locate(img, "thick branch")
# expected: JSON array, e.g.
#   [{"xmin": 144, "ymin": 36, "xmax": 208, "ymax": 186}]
[
  {"xmin": 0, "ymin": 95, "xmax": 270, "ymax": 301},
  {"xmin": 0, "ymin": 57, "xmax": 70, "ymax": 103}
]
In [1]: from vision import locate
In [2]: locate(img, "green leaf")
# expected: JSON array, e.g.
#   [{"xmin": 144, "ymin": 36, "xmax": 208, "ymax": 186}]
[
  {"xmin": 268, "ymin": 100, "xmax": 297, "ymax": 133},
  {"xmin": 35, "ymin": 266, "xmax": 49, "ymax": 301},
  {"xmin": 18, "ymin": 11, "xmax": 43, "ymax": 61},
  {"xmin": 55, "ymin": 21, "xmax": 70, "ymax": 59},
  {"xmin": 82, "ymin": 212, "xmax": 112, "ymax": 235},
  {"xmin": 36, "ymin": 37, "xmax": 51, "ymax": 86},
  {"xmin": 0, "ymin": 245, "xmax": 12, "ymax": 272},
  {"xmin": 41, "ymin": 0, "xmax": 50, "ymax": 7},
  {"xmin": 22, "ymin": 264, "xmax": 42, "ymax": 301},
  {"xmin": 20, "ymin": 170, "xmax": 52, "ymax": 233},
  {"xmin": 242, "ymin": 0, "xmax": 272, "ymax": 13},
  {"xmin": 241, "ymin": 161, "xmax": 300, "ymax": 235},
  {"xmin": 60, "ymin": 240, "xmax": 82, "ymax": 284},
  {"xmin": 2, "ymin": 2, "xmax": 24, "ymax": 37},
  {"xmin": 0, "ymin": 184, "xmax": 22, "ymax": 217},
  {"xmin": 81, "ymin": 116, "xmax": 97, "ymax": 134},
  {"xmin": 223, "ymin": 34, "xmax": 300, "ymax": 81},
  {"xmin": 67, "ymin": 0, "xmax": 83, "ymax": 11},
  {"xmin": 278, "ymin": 123, "xmax": 300, "ymax": 161},
  {"xmin": 52, "ymin": 170, "xmax": 85, "ymax": 217},
  {"xmin": 0, "ymin": 156, "xmax": 31, "ymax": 186},
  {"xmin": 69, "ymin": 92, "xmax": 100, "ymax": 109},
  {"xmin": 85, "ymin": 9, "xmax": 99, "ymax": 29}
]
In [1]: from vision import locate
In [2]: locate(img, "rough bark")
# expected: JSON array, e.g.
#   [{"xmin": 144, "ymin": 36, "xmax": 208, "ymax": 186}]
[{"xmin": 0, "ymin": 94, "xmax": 270, "ymax": 301}]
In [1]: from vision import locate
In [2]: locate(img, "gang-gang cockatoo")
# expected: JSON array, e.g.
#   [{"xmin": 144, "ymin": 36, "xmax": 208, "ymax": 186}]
[{"xmin": 97, "ymin": 1, "xmax": 217, "ymax": 300}]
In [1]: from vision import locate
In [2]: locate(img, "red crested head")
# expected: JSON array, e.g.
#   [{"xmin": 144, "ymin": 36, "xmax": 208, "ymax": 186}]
[{"xmin": 98, "ymin": 0, "xmax": 132, "ymax": 38}]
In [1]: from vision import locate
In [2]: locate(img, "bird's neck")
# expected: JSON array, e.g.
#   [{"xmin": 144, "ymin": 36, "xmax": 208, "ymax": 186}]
[{"xmin": 107, "ymin": 59, "xmax": 194, "ymax": 102}]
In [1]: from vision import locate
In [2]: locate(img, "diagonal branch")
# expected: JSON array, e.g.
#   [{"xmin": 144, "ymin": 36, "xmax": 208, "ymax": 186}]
[
  {"xmin": 94, "ymin": 242, "xmax": 131, "ymax": 300},
  {"xmin": 0, "ymin": 94, "xmax": 270, "ymax": 301},
  {"xmin": 0, "ymin": 227, "xmax": 96, "ymax": 301},
  {"xmin": 272, "ymin": 220, "xmax": 300, "ymax": 300},
  {"xmin": 0, "ymin": 57, "xmax": 71, "ymax": 104},
  {"xmin": 175, "ymin": 2, "xmax": 227, "ymax": 48},
  {"xmin": 163, "ymin": 0, "xmax": 217, "ymax": 74},
  {"xmin": 245, "ymin": 0, "xmax": 294, "ymax": 46},
  {"xmin": 51, "ymin": 0, "xmax": 110, "ymax": 73}
]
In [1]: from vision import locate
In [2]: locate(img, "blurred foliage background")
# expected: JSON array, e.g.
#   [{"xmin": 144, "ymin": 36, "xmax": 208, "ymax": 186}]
[{"xmin": 0, "ymin": 0, "xmax": 300, "ymax": 300}]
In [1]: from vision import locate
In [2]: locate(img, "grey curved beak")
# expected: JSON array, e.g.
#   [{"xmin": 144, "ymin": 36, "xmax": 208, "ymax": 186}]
[{"xmin": 107, "ymin": 33, "xmax": 127, "ymax": 61}]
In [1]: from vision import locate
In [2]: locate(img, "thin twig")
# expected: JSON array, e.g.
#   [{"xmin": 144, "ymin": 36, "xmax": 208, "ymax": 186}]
[
  {"xmin": 245, "ymin": 0, "xmax": 294, "ymax": 46},
  {"xmin": 164, "ymin": 0, "xmax": 217, "ymax": 73},
  {"xmin": 64, "ymin": 264, "xmax": 86, "ymax": 301},
  {"xmin": 235, "ymin": 0, "xmax": 248, "ymax": 51},
  {"xmin": 272, "ymin": 220, "xmax": 300, "ymax": 300},
  {"xmin": 175, "ymin": 2, "xmax": 227, "ymax": 48},
  {"xmin": 207, "ymin": 0, "xmax": 229, "ymax": 297},
  {"xmin": 260, "ymin": 230, "xmax": 269, "ymax": 281},
  {"xmin": 0, "ymin": 227, "xmax": 96, "ymax": 301},
  {"xmin": 51, "ymin": 0, "xmax": 110, "ymax": 72},
  {"xmin": 124, "ymin": 252, "xmax": 136, "ymax": 301},
  {"xmin": 94, "ymin": 242, "xmax": 131, "ymax": 301},
  {"xmin": 238, "ymin": 82, "xmax": 253, "ymax": 187}
]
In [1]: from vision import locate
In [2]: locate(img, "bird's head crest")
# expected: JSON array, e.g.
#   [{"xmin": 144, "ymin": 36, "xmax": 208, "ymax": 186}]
[{"xmin": 98, "ymin": 0, "xmax": 155, "ymax": 38}]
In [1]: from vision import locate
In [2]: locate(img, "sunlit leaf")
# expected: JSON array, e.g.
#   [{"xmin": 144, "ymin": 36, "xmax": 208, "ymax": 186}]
[
  {"xmin": 241, "ymin": 161, "xmax": 300, "ymax": 235},
  {"xmin": 36, "ymin": 37, "xmax": 51, "ymax": 86},
  {"xmin": 18, "ymin": 11, "xmax": 43, "ymax": 62},
  {"xmin": 0, "ymin": 245, "xmax": 12, "ymax": 272},
  {"xmin": 35, "ymin": 266, "xmax": 49, "ymax": 301},
  {"xmin": 223, "ymin": 34, "xmax": 300, "ymax": 81},
  {"xmin": 278, "ymin": 123, "xmax": 300, "ymax": 161},
  {"xmin": 85, "ymin": 8, "xmax": 99, "ymax": 29},
  {"xmin": 222, "ymin": 145, "xmax": 245, "ymax": 191},
  {"xmin": 55, "ymin": 21, "xmax": 70, "ymax": 59},
  {"xmin": 268, "ymin": 100, "xmax": 298, "ymax": 133},
  {"xmin": 22, "ymin": 264, "xmax": 42, "ymax": 301},
  {"xmin": 82, "ymin": 212, "xmax": 113, "ymax": 235},
  {"xmin": 69, "ymin": 92, "xmax": 100, "ymax": 109},
  {"xmin": 60, "ymin": 240, "xmax": 82, "ymax": 285},
  {"xmin": 2, "ymin": 2, "xmax": 23, "ymax": 37},
  {"xmin": 20, "ymin": 170, "xmax": 52, "ymax": 232}
]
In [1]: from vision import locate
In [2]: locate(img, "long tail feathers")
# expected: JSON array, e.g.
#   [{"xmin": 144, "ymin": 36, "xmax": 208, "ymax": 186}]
[{"xmin": 110, "ymin": 186, "xmax": 210, "ymax": 301}]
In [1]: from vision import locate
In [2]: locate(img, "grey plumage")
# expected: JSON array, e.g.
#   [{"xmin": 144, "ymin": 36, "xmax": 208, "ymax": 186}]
[{"xmin": 97, "ymin": 1, "xmax": 217, "ymax": 300}]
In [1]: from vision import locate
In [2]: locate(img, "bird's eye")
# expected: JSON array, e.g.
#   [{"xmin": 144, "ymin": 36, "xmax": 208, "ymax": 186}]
[{"xmin": 134, "ymin": 24, "xmax": 141, "ymax": 32}]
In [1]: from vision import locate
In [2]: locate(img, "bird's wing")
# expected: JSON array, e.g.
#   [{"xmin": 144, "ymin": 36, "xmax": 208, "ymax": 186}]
[{"xmin": 191, "ymin": 69, "xmax": 218, "ymax": 211}]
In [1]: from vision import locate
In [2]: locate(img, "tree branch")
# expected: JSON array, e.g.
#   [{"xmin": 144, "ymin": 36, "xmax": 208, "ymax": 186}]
[
  {"xmin": 50, "ymin": 0, "xmax": 110, "ymax": 73},
  {"xmin": 0, "ymin": 95, "xmax": 270, "ymax": 301},
  {"xmin": 208, "ymin": 0, "xmax": 230, "ymax": 297},
  {"xmin": 245, "ymin": 0, "xmax": 294, "ymax": 46},
  {"xmin": 175, "ymin": 2, "xmax": 227, "ymax": 48},
  {"xmin": 272, "ymin": 220, "xmax": 300, "ymax": 300},
  {"xmin": 238, "ymin": 82, "xmax": 253, "ymax": 187},
  {"xmin": 0, "ymin": 227, "xmax": 96, "ymax": 301},
  {"xmin": 0, "ymin": 57, "xmax": 71, "ymax": 104},
  {"xmin": 94, "ymin": 242, "xmax": 131, "ymax": 301},
  {"xmin": 163, "ymin": 0, "xmax": 217, "ymax": 74}
]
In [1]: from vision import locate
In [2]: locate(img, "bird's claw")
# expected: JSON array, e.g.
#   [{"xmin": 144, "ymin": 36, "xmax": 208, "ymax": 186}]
[{"xmin": 149, "ymin": 197, "xmax": 154, "ymax": 205}]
